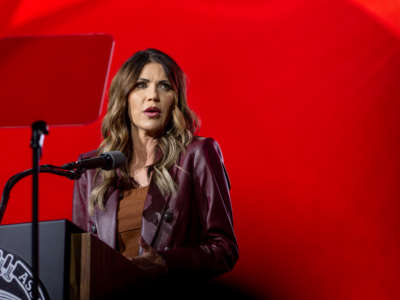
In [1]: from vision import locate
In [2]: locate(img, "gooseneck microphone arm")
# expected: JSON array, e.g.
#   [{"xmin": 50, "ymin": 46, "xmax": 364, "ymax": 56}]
[
  {"xmin": 0, "ymin": 151, "xmax": 126, "ymax": 224},
  {"xmin": 0, "ymin": 165, "xmax": 82, "ymax": 224}
]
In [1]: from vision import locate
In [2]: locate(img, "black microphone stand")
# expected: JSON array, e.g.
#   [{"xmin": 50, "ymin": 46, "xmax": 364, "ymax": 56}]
[
  {"xmin": 30, "ymin": 121, "xmax": 48, "ymax": 300},
  {"xmin": 0, "ymin": 142, "xmax": 125, "ymax": 299}
]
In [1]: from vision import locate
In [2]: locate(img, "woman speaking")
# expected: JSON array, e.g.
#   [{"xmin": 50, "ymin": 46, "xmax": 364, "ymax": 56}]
[{"xmin": 72, "ymin": 48, "xmax": 238, "ymax": 278}]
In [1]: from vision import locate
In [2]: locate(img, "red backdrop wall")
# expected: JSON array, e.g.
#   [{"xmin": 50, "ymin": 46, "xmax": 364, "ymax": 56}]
[{"xmin": 1, "ymin": 0, "xmax": 400, "ymax": 299}]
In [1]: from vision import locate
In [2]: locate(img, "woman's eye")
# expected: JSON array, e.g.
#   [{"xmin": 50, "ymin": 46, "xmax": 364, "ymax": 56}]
[
  {"xmin": 159, "ymin": 82, "xmax": 172, "ymax": 90},
  {"xmin": 135, "ymin": 82, "xmax": 146, "ymax": 89}
]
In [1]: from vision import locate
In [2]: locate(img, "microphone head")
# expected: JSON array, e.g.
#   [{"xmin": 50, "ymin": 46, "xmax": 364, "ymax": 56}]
[{"xmin": 101, "ymin": 151, "xmax": 127, "ymax": 170}]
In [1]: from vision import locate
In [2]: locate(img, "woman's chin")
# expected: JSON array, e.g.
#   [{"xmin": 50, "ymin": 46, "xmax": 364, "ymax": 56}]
[{"xmin": 135, "ymin": 126, "xmax": 164, "ymax": 138}]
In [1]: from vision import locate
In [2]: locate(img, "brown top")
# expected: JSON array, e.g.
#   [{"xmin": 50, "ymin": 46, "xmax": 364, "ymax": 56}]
[{"xmin": 117, "ymin": 186, "xmax": 149, "ymax": 259}]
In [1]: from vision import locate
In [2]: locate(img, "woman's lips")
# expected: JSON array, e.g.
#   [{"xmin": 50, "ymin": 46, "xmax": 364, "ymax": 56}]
[
  {"xmin": 144, "ymin": 111, "xmax": 160, "ymax": 117},
  {"xmin": 144, "ymin": 107, "xmax": 161, "ymax": 118}
]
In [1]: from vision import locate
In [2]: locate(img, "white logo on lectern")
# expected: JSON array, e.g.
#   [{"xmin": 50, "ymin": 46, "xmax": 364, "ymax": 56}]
[{"xmin": 0, "ymin": 248, "xmax": 48, "ymax": 300}]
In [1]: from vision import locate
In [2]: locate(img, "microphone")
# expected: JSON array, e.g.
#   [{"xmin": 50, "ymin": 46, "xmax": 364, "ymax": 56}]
[{"xmin": 62, "ymin": 151, "xmax": 126, "ymax": 170}]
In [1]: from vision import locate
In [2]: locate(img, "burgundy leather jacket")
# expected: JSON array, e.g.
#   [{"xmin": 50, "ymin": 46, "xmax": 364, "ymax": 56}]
[{"xmin": 72, "ymin": 137, "xmax": 238, "ymax": 276}]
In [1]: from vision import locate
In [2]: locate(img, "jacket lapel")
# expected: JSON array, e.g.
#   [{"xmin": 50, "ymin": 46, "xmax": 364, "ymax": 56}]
[
  {"xmin": 141, "ymin": 178, "xmax": 169, "ymax": 247},
  {"xmin": 141, "ymin": 164, "xmax": 179, "ymax": 248}
]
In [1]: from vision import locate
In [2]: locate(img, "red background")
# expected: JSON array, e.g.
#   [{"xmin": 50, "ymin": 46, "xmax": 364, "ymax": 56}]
[{"xmin": 1, "ymin": 0, "xmax": 400, "ymax": 299}]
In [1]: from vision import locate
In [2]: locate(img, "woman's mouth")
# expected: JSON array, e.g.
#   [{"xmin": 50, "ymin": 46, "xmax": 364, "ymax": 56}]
[{"xmin": 144, "ymin": 106, "xmax": 161, "ymax": 118}]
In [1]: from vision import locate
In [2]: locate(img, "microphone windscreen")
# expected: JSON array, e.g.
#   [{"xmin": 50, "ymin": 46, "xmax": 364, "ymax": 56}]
[{"xmin": 105, "ymin": 151, "xmax": 127, "ymax": 169}]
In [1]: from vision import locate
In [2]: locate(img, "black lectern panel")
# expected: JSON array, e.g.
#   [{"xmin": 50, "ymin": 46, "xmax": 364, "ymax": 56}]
[{"xmin": 0, "ymin": 219, "xmax": 82, "ymax": 300}]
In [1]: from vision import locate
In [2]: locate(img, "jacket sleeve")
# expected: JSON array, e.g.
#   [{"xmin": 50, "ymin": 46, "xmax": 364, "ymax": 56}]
[
  {"xmin": 72, "ymin": 156, "xmax": 90, "ymax": 232},
  {"xmin": 160, "ymin": 138, "xmax": 239, "ymax": 276}
]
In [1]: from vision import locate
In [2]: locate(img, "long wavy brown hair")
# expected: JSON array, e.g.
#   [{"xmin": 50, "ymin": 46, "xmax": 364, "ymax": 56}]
[{"xmin": 89, "ymin": 48, "xmax": 199, "ymax": 214}]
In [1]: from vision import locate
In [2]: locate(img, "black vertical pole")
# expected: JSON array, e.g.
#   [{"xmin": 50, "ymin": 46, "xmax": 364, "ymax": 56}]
[
  {"xmin": 30, "ymin": 121, "xmax": 48, "ymax": 300},
  {"xmin": 32, "ymin": 130, "xmax": 39, "ymax": 300}
]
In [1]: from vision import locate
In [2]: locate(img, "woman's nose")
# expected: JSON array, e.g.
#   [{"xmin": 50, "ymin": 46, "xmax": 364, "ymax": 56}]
[{"xmin": 146, "ymin": 84, "xmax": 159, "ymax": 101}]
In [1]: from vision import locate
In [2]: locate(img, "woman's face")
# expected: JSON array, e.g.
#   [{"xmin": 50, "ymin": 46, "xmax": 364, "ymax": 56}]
[{"xmin": 128, "ymin": 62, "xmax": 175, "ymax": 137}]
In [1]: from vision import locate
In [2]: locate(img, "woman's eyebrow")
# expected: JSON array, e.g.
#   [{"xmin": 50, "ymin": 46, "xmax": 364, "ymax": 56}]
[{"xmin": 137, "ymin": 78, "xmax": 170, "ymax": 83}]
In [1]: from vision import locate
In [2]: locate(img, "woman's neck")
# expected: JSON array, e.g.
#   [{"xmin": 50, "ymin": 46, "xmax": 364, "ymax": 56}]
[{"xmin": 131, "ymin": 127, "xmax": 157, "ymax": 169}]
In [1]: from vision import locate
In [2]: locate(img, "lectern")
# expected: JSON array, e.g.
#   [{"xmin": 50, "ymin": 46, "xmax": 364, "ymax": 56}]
[{"xmin": 0, "ymin": 219, "xmax": 146, "ymax": 300}]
